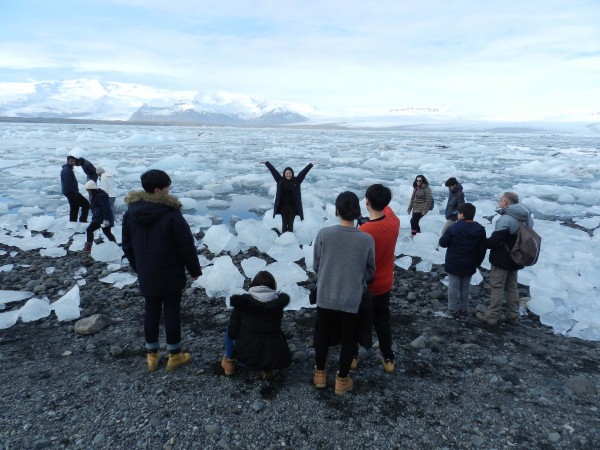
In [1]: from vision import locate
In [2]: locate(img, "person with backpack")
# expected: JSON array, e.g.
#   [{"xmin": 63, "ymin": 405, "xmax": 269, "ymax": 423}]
[
  {"xmin": 477, "ymin": 192, "xmax": 534, "ymax": 326},
  {"xmin": 407, "ymin": 174, "xmax": 433, "ymax": 236}
]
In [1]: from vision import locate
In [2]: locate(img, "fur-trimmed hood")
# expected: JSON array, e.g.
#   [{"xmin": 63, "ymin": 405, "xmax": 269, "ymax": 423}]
[
  {"xmin": 230, "ymin": 293, "xmax": 290, "ymax": 318},
  {"xmin": 124, "ymin": 190, "xmax": 182, "ymax": 228}
]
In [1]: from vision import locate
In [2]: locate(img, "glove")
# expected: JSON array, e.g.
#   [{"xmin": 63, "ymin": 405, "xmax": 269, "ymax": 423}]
[{"xmin": 101, "ymin": 220, "xmax": 110, "ymax": 228}]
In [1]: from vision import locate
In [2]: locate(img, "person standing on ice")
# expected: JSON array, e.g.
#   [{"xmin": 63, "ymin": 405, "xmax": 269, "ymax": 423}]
[
  {"xmin": 122, "ymin": 169, "xmax": 201, "ymax": 372},
  {"xmin": 407, "ymin": 174, "xmax": 433, "ymax": 236},
  {"xmin": 61, "ymin": 155, "xmax": 90, "ymax": 223},
  {"xmin": 82, "ymin": 180, "xmax": 117, "ymax": 253},
  {"xmin": 260, "ymin": 160, "xmax": 314, "ymax": 233}
]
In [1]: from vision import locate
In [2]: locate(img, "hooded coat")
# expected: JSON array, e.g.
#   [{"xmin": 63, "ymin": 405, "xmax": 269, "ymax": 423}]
[
  {"xmin": 228, "ymin": 292, "xmax": 292, "ymax": 370},
  {"xmin": 487, "ymin": 203, "xmax": 534, "ymax": 271},
  {"xmin": 439, "ymin": 219, "xmax": 487, "ymax": 276},
  {"xmin": 444, "ymin": 183, "xmax": 465, "ymax": 220},
  {"xmin": 89, "ymin": 188, "xmax": 114, "ymax": 226},
  {"xmin": 408, "ymin": 182, "xmax": 432, "ymax": 215},
  {"xmin": 60, "ymin": 164, "xmax": 79, "ymax": 196},
  {"xmin": 265, "ymin": 161, "xmax": 313, "ymax": 220},
  {"xmin": 122, "ymin": 191, "xmax": 201, "ymax": 296}
]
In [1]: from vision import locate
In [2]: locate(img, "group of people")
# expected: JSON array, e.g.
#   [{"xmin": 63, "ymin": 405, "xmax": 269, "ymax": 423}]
[{"xmin": 59, "ymin": 157, "xmax": 535, "ymax": 395}]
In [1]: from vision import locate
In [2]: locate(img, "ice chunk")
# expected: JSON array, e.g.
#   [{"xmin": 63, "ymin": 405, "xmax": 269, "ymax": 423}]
[
  {"xmin": 0, "ymin": 309, "xmax": 20, "ymax": 329},
  {"xmin": 46, "ymin": 267, "xmax": 55, "ymax": 274},
  {"xmin": 205, "ymin": 181, "xmax": 234, "ymax": 194},
  {"xmin": 266, "ymin": 234, "xmax": 304, "ymax": 262},
  {"xmin": 20, "ymin": 297, "xmax": 52, "ymax": 322},
  {"xmin": 193, "ymin": 256, "xmax": 245, "ymax": 298},
  {"xmin": 302, "ymin": 244, "xmax": 314, "ymax": 273},
  {"xmin": 415, "ymin": 259, "xmax": 432, "ymax": 272},
  {"xmin": 0, "ymin": 290, "xmax": 34, "ymax": 305},
  {"xmin": 265, "ymin": 261, "xmax": 308, "ymax": 285},
  {"xmin": 395, "ymin": 256, "xmax": 413, "ymax": 270},
  {"xmin": 99, "ymin": 272, "xmax": 138, "ymax": 289},
  {"xmin": 280, "ymin": 284, "xmax": 313, "ymax": 310},
  {"xmin": 178, "ymin": 197, "xmax": 197, "ymax": 210},
  {"xmin": 0, "ymin": 264, "xmax": 13, "ymax": 273},
  {"xmin": 471, "ymin": 270, "xmax": 483, "ymax": 285},
  {"xmin": 241, "ymin": 257, "xmax": 267, "ymax": 279},
  {"xmin": 40, "ymin": 247, "xmax": 67, "ymax": 258},
  {"xmin": 51, "ymin": 285, "xmax": 81, "ymax": 322},
  {"xmin": 27, "ymin": 215, "xmax": 56, "ymax": 232},
  {"xmin": 207, "ymin": 198, "xmax": 230, "ymax": 208},
  {"xmin": 202, "ymin": 224, "xmax": 239, "ymax": 254},
  {"xmin": 91, "ymin": 241, "xmax": 123, "ymax": 262}
]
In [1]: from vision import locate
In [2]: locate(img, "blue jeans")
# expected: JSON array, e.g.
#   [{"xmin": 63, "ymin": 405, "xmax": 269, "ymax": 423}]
[
  {"xmin": 224, "ymin": 322, "xmax": 251, "ymax": 369},
  {"xmin": 447, "ymin": 274, "xmax": 472, "ymax": 312}
]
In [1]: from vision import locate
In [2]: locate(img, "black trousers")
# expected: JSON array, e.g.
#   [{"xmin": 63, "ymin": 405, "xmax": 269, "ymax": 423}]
[
  {"xmin": 144, "ymin": 291, "xmax": 183, "ymax": 353},
  {"xmin": 315, "ymin": 307, "xmax": 359, "ymax": 377},
  {"xmin": 66, "ymin": 193, "xmax": 90, "ymax": 222},
  {"xmin": 86, "ymin": 222, "xmax": 117, "ymax": 244},
  {"xmin": 372, "ymin": 292, "xmax": 395, "ymax": 360},
  {"xmin": 410, "ymin": 212, "xmax": 424, "ymax": 235},
  {"xmin": 279, "ymin": 204, "xmax": 297, "ymax": 233}
]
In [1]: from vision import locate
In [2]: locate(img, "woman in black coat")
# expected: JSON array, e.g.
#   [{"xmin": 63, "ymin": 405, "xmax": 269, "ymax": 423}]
[
  {"xmin": 83, "ymin": 180, "xmax": 116, "ymax": 252},
  {"xmin": 221, "ymin": 271, "xmax": 292, "ymax": 380},
  {"xmin": 261, "ymin": 160, "xmax": 314, "ymax": 233}
]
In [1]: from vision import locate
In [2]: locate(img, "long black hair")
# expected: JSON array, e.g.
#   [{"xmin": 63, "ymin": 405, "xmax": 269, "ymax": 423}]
[{"xmin": 412, "ymin": 174, "xmax": 429, "ymax": 189}]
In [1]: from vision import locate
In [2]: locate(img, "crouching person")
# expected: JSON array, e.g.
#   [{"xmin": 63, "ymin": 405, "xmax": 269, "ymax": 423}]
[
  {"xmin": 122, "ymin": 169, "xmax": 201, "ymax": 372},
  {"xmin": 221, "ymin": 271, "xmax": 292, "ymax": 380}
]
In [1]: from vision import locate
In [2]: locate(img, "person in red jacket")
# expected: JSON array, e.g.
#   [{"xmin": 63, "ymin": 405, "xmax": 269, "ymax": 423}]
[{"xmin": 359, "ymin": 184, "xmax": 400, "ymax": 373}]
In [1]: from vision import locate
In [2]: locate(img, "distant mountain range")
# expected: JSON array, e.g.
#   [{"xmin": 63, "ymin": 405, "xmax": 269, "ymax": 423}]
[{"xmin": 0, "ymin": 79, "xmax": 310, "ymax": 125}]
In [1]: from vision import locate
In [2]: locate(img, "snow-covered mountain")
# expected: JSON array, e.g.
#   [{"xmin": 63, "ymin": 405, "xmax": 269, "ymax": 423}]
[{"xmin": 0, "ymin": 79, "xmax": 309, "ymax": 125}]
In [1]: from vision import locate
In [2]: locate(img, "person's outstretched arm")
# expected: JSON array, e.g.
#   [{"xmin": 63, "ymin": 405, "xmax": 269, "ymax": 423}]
[
  {"xmin": 261, "ymin": 161, "xmax": 282, "ymax": 182},
  {"xmin": 295, "ymin": 163, "xmax": 314, "ymax": 183}
]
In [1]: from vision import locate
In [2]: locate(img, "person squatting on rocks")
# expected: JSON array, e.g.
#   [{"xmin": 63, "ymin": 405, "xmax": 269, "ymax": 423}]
[
  {"xmin": 96, "ymin": 166, "xmax": 116, "ymax": 211},
  {"xmin": 438, "ymin": 203, "xmax": 487, "ymax": 318},
  {"xmin": 441, "ymin": 177, "xmax": 466, "ymax": 236},
  {"xmin": 74, "ymin": 157, "xmax": 98, "ymax": 182},
  {"xmin": 220, "ymin": 271, "xmax": 292, "ymax": 380},
  {"xmin": 357, "ymin": 184, "xmax": 400, "ymax": 373},
  {"xmin": 82, "ymin": 181, "xmax": 116, "ymax": 253},
  {"xmin": 312, "ymin": 191, "xmax": 375, "ymax": 395},
  {"xmin": 477, "ymin": 192, "xmax": 534, "ymax": 326},
  {"xmin": 122, "ymin": 169, "xmax": 202, "ymax": 372},
  {"xmin": 61, "ymin": 155, "xmax": 90, "ymax": 223},
  {"xmin": 261, "ymin": 160, "xmax": 314, "ymax": 233},
  {"xmin": 407, "ymin": 174, "xmax": 432, "ymax": 236}
]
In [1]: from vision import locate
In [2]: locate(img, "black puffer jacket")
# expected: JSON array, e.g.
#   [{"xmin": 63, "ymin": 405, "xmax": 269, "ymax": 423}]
[
  {"xmin": 265, "ymin": 161, "xmax": 313, "ymax": 220},
  {"xmin": 439, "ymin": 220, "xmax": 487, "ymax": 276},
  {"xmin": 122, "ymin": 191, "xmax": 201, "ymax": 296},
  {"xmin": 228, "ymin": 293, "xmax": 292, "ymax": 370}
]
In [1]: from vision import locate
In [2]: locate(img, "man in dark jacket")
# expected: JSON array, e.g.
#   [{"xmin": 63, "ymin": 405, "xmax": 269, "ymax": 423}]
[
  {"xmin": 441, "ymin": 177, "xmax": 465, "ymax": 236},
  {"xmin": 122, "ymin": 169, "xmax": 202, "ymax": 372},
  {"xmin": 76, "ymin": 157, "xmax": 98, "ymax": 182},
  {"xmin": 61, "ymin": 155, "xmax": 90, "ymax": 222},
  {"xmin": 477, "ymin": 192, "xmax": 534, "ymax": 326}
]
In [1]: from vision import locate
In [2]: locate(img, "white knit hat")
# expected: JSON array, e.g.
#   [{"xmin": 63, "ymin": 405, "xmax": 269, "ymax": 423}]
[{"xmin": 84, "ymin": 180, "xmax": 97, "ymax": 190}]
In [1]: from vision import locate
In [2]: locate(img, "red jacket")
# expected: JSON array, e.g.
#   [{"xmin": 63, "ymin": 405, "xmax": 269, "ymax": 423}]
[{"xmin": 359, "ymin": 206, "xmax": 400, "ymax": 295}]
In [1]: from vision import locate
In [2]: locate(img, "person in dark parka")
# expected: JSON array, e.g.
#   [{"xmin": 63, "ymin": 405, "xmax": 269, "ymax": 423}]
[
  {"xmin": 221, "ymin": 271, "xmax": 292, "ymax": 380},
  {"xmin": 261, "ymin": 160, "xmax": 314, "ymax": 233},
  {"xmin": 439, "ymin": 203, "xmax": 487, "ymax": 317},
  {"xmin": 74, "ymin": 157, "xmax": 98, "ymax": 182},
  {"xmin": 122, "ymin": 169, "xmax": 201, "ymax": 372},
  {"xmin": 61, "ymin": 155, "xmax": 90, "ymax": 222},
  {"xmin": 82, "ymin": 180, "xmax": 116, "ymax": 253}
]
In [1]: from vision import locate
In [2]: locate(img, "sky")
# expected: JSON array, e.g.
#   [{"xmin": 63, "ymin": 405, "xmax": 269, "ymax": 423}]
[{"xmin": 0, "ymin": 0, "xmax": 599, "ymax": 120}]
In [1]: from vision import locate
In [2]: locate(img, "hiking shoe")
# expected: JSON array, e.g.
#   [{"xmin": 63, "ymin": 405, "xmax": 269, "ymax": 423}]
[
  {"xmin": 382, "ymin": 358, "xmax": 395, "ymax": 374},
  {"xmin": 82, "ymin": 242, "xmax": 93, "ymax": 253},
  {"xmin": 147, "ymin": 352, "xmax": 160, "ymax": 372},
  {"xmin": 261, "ymin": 369, "xmax": 278, "ymax": 380},
  {"xmin": 350, "ymin": 357, "xmax": 359, "ymax": 370},
  {"xmin": 166, "ymin": 352, "xmax": 191, "ymax": 371},
  {"xmin": 335, "ymin": 373, "xmax": 353, "ymax": 395},
  {"xmin": 476, "ymin": 312, "xmax": 498, "ymax": 326},
  {"xmin": 221, "ymin": 355, "xmax": 236, "ymax": 376},
  {"xmin": 313, "ymin": 367, "xmax": 326, "ymax": 388}
]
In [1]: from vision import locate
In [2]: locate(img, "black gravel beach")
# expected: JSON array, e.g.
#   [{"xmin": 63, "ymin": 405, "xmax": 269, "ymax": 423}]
[{"xmin": 1, "ymin": 242, "xmax": 599, "ymax": 450}]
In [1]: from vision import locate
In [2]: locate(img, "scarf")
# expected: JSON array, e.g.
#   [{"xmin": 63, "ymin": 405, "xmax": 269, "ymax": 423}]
[{"xmin": 248, "ymin": 285, "xmax": 278, "ymax": 303}]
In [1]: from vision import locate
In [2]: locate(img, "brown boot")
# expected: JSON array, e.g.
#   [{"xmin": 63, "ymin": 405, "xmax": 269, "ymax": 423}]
[
  {"xmin": 220, "ymin": 355, "xmax": 236, "ymax": 376},
  {"xmin": 313, "ymin": 367, "xmax": 326, "ymax": 388},
  {"xmin": 166, "ymin": 352, "xmax": 191, "ymax": 371},
  {"xmin": 82, "ymin": 242, "xmax": 93, "ymax": 253},
  {"xmin": 335, "ymin": 373, "xmax": 353, "ymax": 395}
]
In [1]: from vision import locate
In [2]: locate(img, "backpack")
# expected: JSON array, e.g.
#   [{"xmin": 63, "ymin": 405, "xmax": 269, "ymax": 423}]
[{"xmin": 507, "ymin": 221, "xmax": 541, "ymax": 268}]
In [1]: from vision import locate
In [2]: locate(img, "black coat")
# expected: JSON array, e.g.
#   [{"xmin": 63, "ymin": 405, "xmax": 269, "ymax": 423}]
[
  {"xmin": 79, "ymin": 158, "xmax": 98, "ymax": 182},
  {"xmin": 89, "ymin": 189, "xmax": 114, "ymax": 226},
  {"xmin": 487, "ymin": 228, "xmax": 521, "ymax": 271},
  {"xmin": 444, "ymin": 183, "xmax": 465, "ymax": 220},
  {"xmin": 122, "ymin": 191, "xmax": 201, "ymax": 296},
  {"xmin": 228, "ymin": 293, "xmax": 292, "ymax": 370},
  {"xmin": 439, "ymin": 220, "xmax": 487, "ymax": 276},
  {"xmin": 265, "ymin": 161, "xmax": 313, "ymax": 220},
  {"xmin": 61, "ymin": 164, "xmax": 78, "ymax": 196}
]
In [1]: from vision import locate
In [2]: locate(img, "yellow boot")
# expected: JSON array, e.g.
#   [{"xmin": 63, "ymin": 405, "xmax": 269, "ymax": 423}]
[
  {"xmin": 313, "ymin": 367, "xmax": 326, "ymax": 388},
  {"xmin": 166, "ymin": 352, "xmax": 191, "ymax": 371},
  {"xmin": 335, "ymin": 373, "xmax": 353, "ymax": 395},
  {"xmin": 147, "ymin": 352, "xmax": 160, "ymax": 372}
]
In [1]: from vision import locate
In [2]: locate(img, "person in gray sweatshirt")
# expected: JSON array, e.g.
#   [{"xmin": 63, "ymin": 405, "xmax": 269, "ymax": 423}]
[{"xmin": 312, "ymin": 191, "xmax": 375, "ymax": 395}]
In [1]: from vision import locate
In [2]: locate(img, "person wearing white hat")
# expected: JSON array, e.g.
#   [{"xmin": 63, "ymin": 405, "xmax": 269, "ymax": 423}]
[{"xmin": 82, "ymin": 180, "xmax": 116, "ymax": 253}]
